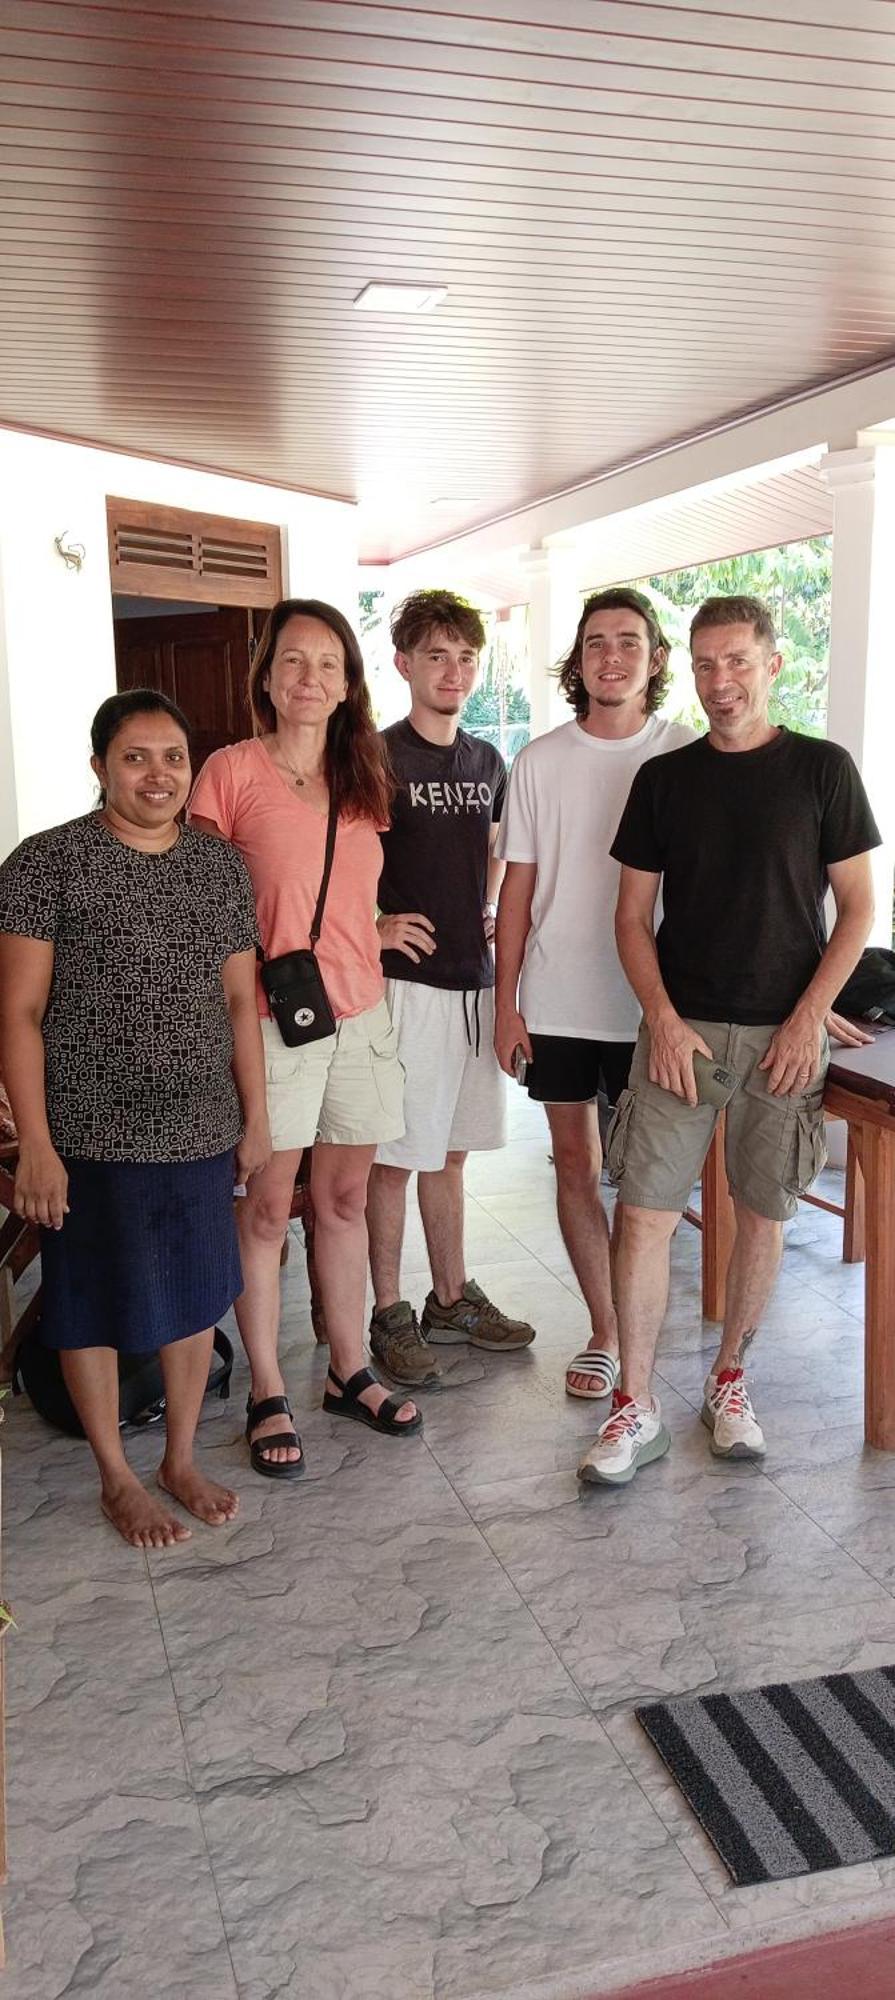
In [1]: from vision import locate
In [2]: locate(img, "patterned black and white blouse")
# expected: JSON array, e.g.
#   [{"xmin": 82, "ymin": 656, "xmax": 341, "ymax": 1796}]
[{"xmin": 0, "ymin": 813, "xmax": 260, "ymax": 1163}]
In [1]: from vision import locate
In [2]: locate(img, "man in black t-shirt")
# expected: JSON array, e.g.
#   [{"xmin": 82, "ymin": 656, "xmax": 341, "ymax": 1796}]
[
  {"xmin": 578, "ymin": 593, "xmax": 879, "ymax": 1489},
  {"xmin": 366, "ymin": 590, "xmax": 536, "ymax": 1386}
]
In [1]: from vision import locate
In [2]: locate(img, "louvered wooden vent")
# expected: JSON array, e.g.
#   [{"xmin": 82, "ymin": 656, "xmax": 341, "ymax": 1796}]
[{"xmin": 107, "ymin": 498, "xmax": 282, "ymax": 607}]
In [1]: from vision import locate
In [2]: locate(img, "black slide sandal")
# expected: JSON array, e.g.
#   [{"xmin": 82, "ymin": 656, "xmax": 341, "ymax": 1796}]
[
  {"xmin": 245, "ymin": 1393, "xmax": 305, "ymax": 1479},
  {"xmin": 322, "ymin": 1366, "xmax": 423, "ymax": 1437}
]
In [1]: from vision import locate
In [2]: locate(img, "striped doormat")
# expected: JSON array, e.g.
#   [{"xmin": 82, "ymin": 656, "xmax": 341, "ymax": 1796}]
[{"xmin": 636, "ymin": 1667, "xmax": 895, "ymax": 1886}]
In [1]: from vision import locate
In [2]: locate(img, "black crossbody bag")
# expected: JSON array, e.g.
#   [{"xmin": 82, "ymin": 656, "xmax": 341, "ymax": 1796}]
[{"xmin": 259, "ymin": 798, "xmax": 338, "ymax": 1047}]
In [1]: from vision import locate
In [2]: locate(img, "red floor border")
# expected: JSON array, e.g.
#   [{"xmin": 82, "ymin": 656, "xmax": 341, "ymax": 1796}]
[{"xmin": 605, "ymin": 1912, "xmax": 895, "ymax": 1999}]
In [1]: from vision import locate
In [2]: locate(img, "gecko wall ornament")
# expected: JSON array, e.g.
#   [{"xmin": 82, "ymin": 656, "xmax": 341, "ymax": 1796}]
[{"xmin": 54, "ymin": 531, "xmax": 86, "ymax": 572}]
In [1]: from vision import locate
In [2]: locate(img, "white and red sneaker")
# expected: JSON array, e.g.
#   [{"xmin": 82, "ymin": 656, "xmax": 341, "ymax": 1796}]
[
  {"xmin": 701, "ymin": 1367, "xmax": 765, "ymax": 1459},
  {"xmin": 577, "ymin": 1390, "xmax": 670, "ymax": 1487}
]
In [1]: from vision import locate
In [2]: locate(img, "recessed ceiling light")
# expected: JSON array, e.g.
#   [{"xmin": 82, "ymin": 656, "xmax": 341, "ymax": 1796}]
[{"xmin": 354, "ymin": 282, "xmax": 447, "ymax": 314}]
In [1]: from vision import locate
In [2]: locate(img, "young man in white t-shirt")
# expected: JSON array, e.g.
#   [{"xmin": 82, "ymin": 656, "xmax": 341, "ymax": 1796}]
[{"xmin": 494, "ymin": 587, "xmax": 694, "ymax": 1401}]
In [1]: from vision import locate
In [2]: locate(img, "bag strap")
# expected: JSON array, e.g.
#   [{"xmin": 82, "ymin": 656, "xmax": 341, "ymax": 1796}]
[
  {"xmin": 212, "ymin": 1326, "xmax": 234, "ymax": 1401},
  {"xmin": 309, "ymin": 795, "xmax": 339, "ymax": 952}
]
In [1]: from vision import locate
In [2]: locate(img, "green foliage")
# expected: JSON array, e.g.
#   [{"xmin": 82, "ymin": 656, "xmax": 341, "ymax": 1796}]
[
  {"xmin": 358, "ymin": 589, "xmax": 383, "ymax": 638},
  {"xmin": 629, "ymin": 538, "xmax": 832, "ymax": 736},
  {"xmin": 463, "ymin": 614, "xmax": 531, "ymax": 761},
  {"xmin": 464, "ymin": 680, "xmax": 530, "ymax": 727}
]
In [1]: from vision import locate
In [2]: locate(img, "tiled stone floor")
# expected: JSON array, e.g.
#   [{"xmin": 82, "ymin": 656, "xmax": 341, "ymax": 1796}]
[{"xmin": 4, "ymin": 1091, "xmax": 895, "ymax": 1998}]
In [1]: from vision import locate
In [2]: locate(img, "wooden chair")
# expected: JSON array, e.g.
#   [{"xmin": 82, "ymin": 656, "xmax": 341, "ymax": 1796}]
[
  {"xmin": 0, "ymin": 1150, "xmax": 41, "ymax": 1382},
  {"xmin": 286, "ymin": 1147, "xmax": 327, "ymax": 1344},
  {"xmin": 685, "ymin": 1113, "xmax": 865, "ymax": 1322}
]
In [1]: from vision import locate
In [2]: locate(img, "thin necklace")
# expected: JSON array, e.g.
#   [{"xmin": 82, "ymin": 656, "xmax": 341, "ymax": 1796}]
[{"xmin": 270, "ymin": 739, "xmax": 316, "ymax": 788}]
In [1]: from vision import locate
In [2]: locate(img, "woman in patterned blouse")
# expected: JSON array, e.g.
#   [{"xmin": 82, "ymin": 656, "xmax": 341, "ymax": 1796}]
[{"xmin": 0, "ymin": 690, "xmax": 271, "ymax": 1549}]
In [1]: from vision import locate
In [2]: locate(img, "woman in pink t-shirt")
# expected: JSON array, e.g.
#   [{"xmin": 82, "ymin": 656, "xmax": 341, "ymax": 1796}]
[{"xmin": 191, "ymin": 598, "xmax": 420, "ymax": 1474}]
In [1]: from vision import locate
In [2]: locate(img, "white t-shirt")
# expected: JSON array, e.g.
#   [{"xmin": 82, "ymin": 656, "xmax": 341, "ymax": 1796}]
[{"xmin": 495, "ymin": 715, "xmax": 696, "ymax": 1040}]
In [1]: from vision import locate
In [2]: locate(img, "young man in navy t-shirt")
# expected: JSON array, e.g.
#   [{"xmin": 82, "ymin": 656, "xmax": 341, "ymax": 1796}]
[{"xmin": 366, "ymin": 590, "xmax": 536, "ymax": 1387}]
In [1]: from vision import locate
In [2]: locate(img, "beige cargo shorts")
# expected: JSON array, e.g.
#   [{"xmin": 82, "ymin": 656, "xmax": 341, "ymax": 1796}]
[
  {"xmin": 606, "ymin": 1019, "xmax": 829, "ymax": 1222},
  {"xmin": 261, "ymin": 997, "xmax": 405, "ymax": 1151}
]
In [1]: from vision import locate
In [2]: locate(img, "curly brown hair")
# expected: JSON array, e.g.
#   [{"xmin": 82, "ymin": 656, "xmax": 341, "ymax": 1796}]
[
  {"xmin": 248, "ymin": 598, "xmax": 392, "ymax": 823},
  {"xmin": 557, "ymin": 587, "xmax": 672, "ymax": 718},
  {"xmin": 391, "ymin": 588, "xmax": 486, "ymax": 656}
]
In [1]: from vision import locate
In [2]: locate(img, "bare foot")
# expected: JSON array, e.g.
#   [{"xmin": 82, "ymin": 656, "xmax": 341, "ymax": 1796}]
[
  {"xmin": 158, "ymin": 1461, "xmax": 239, "ymax": 1526},
  {"xmin": 101, "ymin": 1471, "xmax": 192, "ymax": 1549}
]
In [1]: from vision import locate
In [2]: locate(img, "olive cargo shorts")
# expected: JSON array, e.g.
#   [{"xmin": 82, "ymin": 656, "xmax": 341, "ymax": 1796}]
[{"xmin": 606, "ymin": 1020, "xmax": 829, "ymax": 1223}]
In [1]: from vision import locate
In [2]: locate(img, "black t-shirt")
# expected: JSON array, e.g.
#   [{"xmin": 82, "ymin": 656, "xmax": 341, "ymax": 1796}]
[
  {"xmin": 611, "ymin": 729, "xmax": 881, "ymax": 1024},
  {"xmin": 378, "ymin": 719, "xmax": 507, "ymax": 989}
]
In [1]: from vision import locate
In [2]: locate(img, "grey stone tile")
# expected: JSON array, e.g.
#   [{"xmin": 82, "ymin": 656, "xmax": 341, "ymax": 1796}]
[
  {"xmin": 420, "ymin": 1372, "xmax": 604, "ymax": 1494},
  {"xmin": 142, "ymin": 1504, "xmax": 728, "ymax": 1999},
  {"xmin": 151, "ymin": 1513, "xmax": 589, "ymax": 1798},
  {"xmin": 762, "ymin": 1448, "xmax": 895, "ymax": 1591},
  {"xmin": 199, "ymin": 1711, "xmax": 719, "ymax": 2000},
  {"xmin": 1, "ymin": 1414, "xmax": 237, "ymax": 2000},
  {"xmin": 2, "ymin": 1815, "xmax": 237, "ymax": 2000},
  {"xmin": 468, "ymin": 1440, "xmax": 895, "ymax": 1715}
]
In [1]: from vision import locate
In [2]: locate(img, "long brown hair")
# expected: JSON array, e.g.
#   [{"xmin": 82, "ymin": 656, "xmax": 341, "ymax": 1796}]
[
  {"xmin": 557, "ymin": 587, "xmax": 671, "ymax": 718},
  {"xmin": 248, "ymin": 598, "xmax": 392, "ymax": 823}
]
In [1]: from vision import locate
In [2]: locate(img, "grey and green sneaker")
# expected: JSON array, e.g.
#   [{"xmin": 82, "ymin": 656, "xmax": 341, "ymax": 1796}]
[
  {"xmin": 369, "ymin": 1300, "xmax": 442, "ymax": 1387},
  {"xmin": 420, "ymin": 1279, "xmax": 536, "ymax": 1352}
]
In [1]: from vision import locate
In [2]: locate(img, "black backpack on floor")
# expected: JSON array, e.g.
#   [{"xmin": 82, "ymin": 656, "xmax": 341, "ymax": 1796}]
[
  {"xmin": 834, "ymin": 947, "xmax": 895, "ymax": 1027},
  {"xmin": 13, "ymin": 1327, "xmax": 233, "ymax": 1438}
]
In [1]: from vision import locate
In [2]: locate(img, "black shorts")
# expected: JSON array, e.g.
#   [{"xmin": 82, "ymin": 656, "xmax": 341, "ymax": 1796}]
[{"xmin": 526, "ymin": 1034, "xmax": 635, "ymax": 1107}]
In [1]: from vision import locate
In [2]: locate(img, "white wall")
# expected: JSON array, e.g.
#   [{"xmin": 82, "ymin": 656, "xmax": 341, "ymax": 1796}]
[
  {"xmin": 823, "ymin": 444, "xmax": 895, "ymax": 943},
  {"xmin": 0, "ymin": 430, "xmax": 359, "ymax": 849},
  {"xmin": 0, "ymin": 552, "xmax": 18, "ymax": 860}
]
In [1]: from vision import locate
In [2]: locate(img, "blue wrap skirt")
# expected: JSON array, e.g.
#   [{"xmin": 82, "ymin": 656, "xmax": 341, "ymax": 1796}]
[{"xmin": 38, "ymin": 1149, "xmax": 242, "ymax": 1354}]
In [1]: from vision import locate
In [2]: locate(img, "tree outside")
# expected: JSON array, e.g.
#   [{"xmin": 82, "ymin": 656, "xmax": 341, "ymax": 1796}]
[
  {"xmin": 625, "ymin": 538, "xmax": 832, "ymax": 736},
  {"xmin": 461, "ymin": 603, "xmax": 531, "ymax": 763},
  {"xmin": 358, "ymin": 587, "xmax": 401, "ymax": 725}
]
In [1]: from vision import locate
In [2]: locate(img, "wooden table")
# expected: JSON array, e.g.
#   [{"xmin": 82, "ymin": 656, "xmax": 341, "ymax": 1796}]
[
  {"xmin": 697, "ymin": 1028, "xmax": 895, "ymax": 1450},
  {"xmin": 824, "ymin": 1032, "xmax": 895, "ymax": 1449}
]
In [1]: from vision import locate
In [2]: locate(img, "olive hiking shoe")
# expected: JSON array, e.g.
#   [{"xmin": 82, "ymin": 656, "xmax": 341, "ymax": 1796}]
[
  {"xmin": 369, "ymin": 1300, "xmax": 442, "ymax": 1387},
  {"xmin": 420, "ymin": 1279, "xmax": 536, "ymax": 1351}
]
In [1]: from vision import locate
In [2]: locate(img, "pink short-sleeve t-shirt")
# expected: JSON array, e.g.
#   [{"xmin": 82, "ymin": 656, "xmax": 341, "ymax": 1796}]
[{"xmin": 189, "ymin": 738, "xmax": 385, "ymax": 1022}]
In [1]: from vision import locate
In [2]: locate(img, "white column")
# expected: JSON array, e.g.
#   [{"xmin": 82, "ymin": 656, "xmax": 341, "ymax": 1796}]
[
  {"xmin": 519, "ymin": 544, "xmax": 581, "ymax": 738},
  {"xmin": 821, "ymin": 443, "xmax": 895, "ymax": 943}
]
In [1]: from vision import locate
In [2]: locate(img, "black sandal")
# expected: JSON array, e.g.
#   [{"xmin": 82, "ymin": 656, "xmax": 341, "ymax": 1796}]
[
  {"xmin": 245, "ymin": 1393, "xmax": 305, "ymax": 1480},
  {"xmin": 322, "ymin": 1366, "xmax": 422, "ymax": 1437}
]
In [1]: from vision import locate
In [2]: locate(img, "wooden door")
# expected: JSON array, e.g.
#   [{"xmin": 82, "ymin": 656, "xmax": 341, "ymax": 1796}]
[{"xmin": 114, "ymin": 607, "xmax": 254, "ymax": 773}]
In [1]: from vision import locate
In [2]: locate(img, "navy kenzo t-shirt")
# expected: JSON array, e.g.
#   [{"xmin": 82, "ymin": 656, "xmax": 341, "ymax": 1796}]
[{"xmin": 378, "ymin": 719, "xmax": 507, "ymax": 990}]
